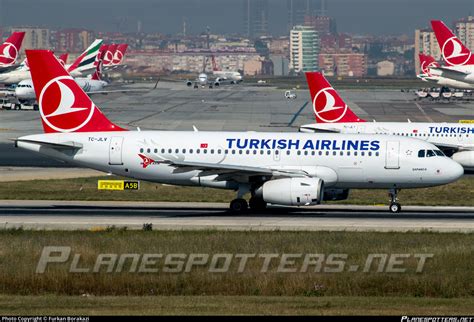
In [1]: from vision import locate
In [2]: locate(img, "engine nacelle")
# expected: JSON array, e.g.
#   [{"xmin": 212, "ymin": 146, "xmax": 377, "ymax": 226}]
[
  {"xmin": 452, "ymin": 150, "xmax": 474, "ymax": 168},
  {"xmin": 186, "ymin": 81, "xmax": 192, "ymax": 87},
  {"xmin": 323, "ymin": 188, "xmax": 350, "ymax": 201},
  {"xmin": 214, "ymin": 81, "xmax": 220, "ymax": 87},
  {"xmin": 255, "ymin": 178, "xmax": 324, "ymax": 206}
]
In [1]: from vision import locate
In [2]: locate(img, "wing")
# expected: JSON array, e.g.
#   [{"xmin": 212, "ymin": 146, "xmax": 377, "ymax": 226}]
[
  {"xmin": 430, "ymin": 66, "xmax": 469, "ymax": 76},
  {"xmin": 160, "ymin": 158, "xmax": 310, "ymax": 182}
]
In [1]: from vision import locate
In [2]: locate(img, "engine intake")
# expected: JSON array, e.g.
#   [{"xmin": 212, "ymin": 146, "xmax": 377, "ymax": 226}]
[{"xmin": 255, "ymin": 178, "xmax": 324, "ymax": 206}]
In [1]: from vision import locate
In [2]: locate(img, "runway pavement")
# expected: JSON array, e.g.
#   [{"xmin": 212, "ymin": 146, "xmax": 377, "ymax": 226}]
[{"xmin": 0, "ymin": 200, "xmax": 473, "ymax": 232}]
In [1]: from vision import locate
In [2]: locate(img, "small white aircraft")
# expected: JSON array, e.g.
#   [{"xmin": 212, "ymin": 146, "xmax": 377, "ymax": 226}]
[{"xmin": 15, "ymin": 50, "xmax": 464, "ymax": 213}]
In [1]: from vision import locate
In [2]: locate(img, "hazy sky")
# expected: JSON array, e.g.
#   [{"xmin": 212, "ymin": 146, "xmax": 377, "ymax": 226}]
[{"xmin": 1, "ymin": 0, "xmax": 473, "ymax": 36}]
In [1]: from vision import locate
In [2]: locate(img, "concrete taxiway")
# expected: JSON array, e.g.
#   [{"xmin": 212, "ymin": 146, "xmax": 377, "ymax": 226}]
[{"xmin": 0, "ymin": 200, "xmax": 472, "ymax": 232}]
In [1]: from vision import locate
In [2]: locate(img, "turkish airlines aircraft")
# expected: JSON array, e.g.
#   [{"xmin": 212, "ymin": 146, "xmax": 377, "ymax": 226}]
[
  {"xmin": 211, "ymin": 55, "xmax": 243, "ymax": 84},
  {"xmin": 0, "ymin": 39, "xmax": 103, "ymax": 84},
  {"xmin": 0, "ymin": 32, "xmax": 25, "ymax": 73},
  {"xmin": 15, "ymin": 50, "xmax": 463, "ymax": 213},
  {"xmin": 299, "ymin": 72, "xmax": 474, "ymax": 170},
  {"xmin": 428, "ymin": 20, "xmax": 474, "ymax": 84},
  {"xmin": 417, "ymin": 53, "xmax": 474, "ymax": 89},
  {"xmin": 111, "ymin": 44, "xmax": 128, "ymax": 66}
]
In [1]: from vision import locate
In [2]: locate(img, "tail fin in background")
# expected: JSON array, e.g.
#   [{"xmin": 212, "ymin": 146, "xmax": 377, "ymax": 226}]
[
  {"xmin": 431, "ymin": 20, "xmax": 474, "ymax": 66},
  {"xmin": 0, "ymin": 31, "xmax": 25, "ymax": 67},
  {"xmin": 91, "ymin": 46, "xmax": 107, "ymax": 81},
  {"xmin": 26, "ymin": 50, "xmax": 125, "ymax": 133},
  {"xmin": 111, "ymin": 44, "xmax": 128, "ymax": 65},
  {"xmin": 102, "ymin": 44, "xmax": 118, "ymax": 67},
  {"xmin": 305, "ymin": 72, "xmax": 365, "ymax": 123},
  {"xmin": 58, "ymin": 53, "xmax": 68, "ymax": 66},
  {"xmin": 67, "ymin": 39, "xmax": 103, "ymax": 73},
  {"xmin": 418, "ymin": 53, "xmax": 440, "ymax": 76}
]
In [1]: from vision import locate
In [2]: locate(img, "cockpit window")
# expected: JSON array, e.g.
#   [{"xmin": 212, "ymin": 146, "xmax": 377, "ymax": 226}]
[
  {"xmin": 434, "ymin": 150, "xmax": 444, "ymax": 156},
  {"xmin": 418, "ymin": 149, "xmax": 445, "ymax": 158},
  {"xmin": 426, "ymin": 150, "xmax": 436, "ymax": 157},
  {"xmin": 418, "ymin": 150, "xmax": 425, "ymax": 158}
]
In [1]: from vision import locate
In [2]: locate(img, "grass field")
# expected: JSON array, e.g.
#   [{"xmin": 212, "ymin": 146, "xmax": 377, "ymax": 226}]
[
  {"xmin": 1, "ymin": 295, "xmax": 473, "ymax": 315},
  {"xmin": 0, "ymin": 230, "xmax": 472, "ymax": 298},
  {"xmin": 1, "ymin": 176, "xmax": 473, "ymax": 206}
]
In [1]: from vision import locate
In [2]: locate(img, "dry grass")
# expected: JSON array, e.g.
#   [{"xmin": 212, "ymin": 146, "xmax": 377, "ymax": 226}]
[
  {"xmin": 0, "ymin": 176, "xmax": 473, "ymax": 206},
  {"xmin": 0, "ymin": 230, "xmax": 472, "ymax": 298}
]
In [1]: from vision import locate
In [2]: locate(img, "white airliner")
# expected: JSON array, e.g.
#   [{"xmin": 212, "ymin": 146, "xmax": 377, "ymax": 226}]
[
  {"xmin": 15, "ymin": 50, "xmax": 464, "ymax": 213},
  {"xmin": 428, "ymin": 20, "xmax": 474, "ymax": 85},
  {"xmin": 418, "ymin": 53, "xmax": 474, "ymax": 90},
  {"xmin": 0, "ymin": 39, "xmax": 103, "ymax": 84},
  {"xmin": 211, "ymin": 55, "xmax": 243, "ymax": 84},
  {"xmin": 299, "ymin": 72, "xmax": 474, "ymax": 171}
]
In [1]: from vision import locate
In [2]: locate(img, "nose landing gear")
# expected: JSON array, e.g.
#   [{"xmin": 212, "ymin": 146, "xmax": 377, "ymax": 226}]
[{"xmin": 388, "ymin": 188, "xmax": 401, "ymax": 213}]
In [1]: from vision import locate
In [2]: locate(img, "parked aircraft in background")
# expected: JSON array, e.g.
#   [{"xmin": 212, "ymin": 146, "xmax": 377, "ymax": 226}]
[
  {"xmin": 299, "ymin": 72, "xmax": 473, "ymax": 171},
  {"xmin": 0, "ymin": 32, "xmax": 25, "ymax": 73}
]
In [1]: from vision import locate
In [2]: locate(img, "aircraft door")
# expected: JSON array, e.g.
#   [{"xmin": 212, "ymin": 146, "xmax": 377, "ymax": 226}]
[
  {"xmin": 385, "ymin": 141, "xmax": 400, "ymax": 169},
  {"xmin": 109, "ymin": 136, "xmax": 124, "ymax": 165}
]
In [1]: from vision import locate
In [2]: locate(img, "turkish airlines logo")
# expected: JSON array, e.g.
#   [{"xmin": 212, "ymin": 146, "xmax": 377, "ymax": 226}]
[
  {"xmin": 0, "ymin": 43, "xmax": 18, "ymax": 66},
  {"xmin": 312, "ymin": 87, "xmax": 348, "ymax": 123},
  {"xmin": 420, "ymin": 60, "xmax": 438, "ymax": 76},
  {"xmin": 138, "ymin": 154, "xmax": 155, "ymax": 168},
  {"xmin": 112, "ymin": 50, "xmax": 123, "ymax": 65},
  {"xmin": 103, "ymin": 50, "xmax": 114, "ymax": 66},
  {"xmin": 441, "ymin": 37, "xmax": 471, "ymax": 66},
  {"xmin": 39, "ymin": 76, "xmax": 95, "ymax": 132}
]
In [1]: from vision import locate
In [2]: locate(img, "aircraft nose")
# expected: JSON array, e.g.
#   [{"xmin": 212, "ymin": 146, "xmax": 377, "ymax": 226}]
[{"xmin": 444, "ymin": 159, "xmax": 464, "ymax": 183}]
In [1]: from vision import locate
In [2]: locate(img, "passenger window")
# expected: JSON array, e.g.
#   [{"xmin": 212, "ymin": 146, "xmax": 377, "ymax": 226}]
[
  {"xmin": 140, "ymin": 148, "xmax": 144, "ymax": 153},
  {"xmin": 161, "ymin": 148, "xmax": 165, "ymax": 153},
  {"xmin": 182, "ymin": 149, "xmax": 186, "ymax": 154},
  {"xmin": 246, "ymin": 150, "xmax": 250, "ymax": 155},
  {"xmin": 297, "ymin": 151, "xmax": 301, "ymax": 155},
  {"xmin": 304, "ymin": 151, "xmax": 308, "ymax": 156},
  {"xmin": 189, "ymin": 149, "xmax": 193, "ymax": 154},
  {"xmin": 286, "ymin": 150, "xmax": 290, "ymax": 155},
  {"xmin": 168, "ymin": 148, "xmax": 172, "ymax": 153},
  {"xmin": 275, "ymin": 150, "xmax": 279, "ymax": 155},
  {"xmin": 197, "ymin": 149, "xmax": 200, "ymax": 154},
  {"xmin": 267, "ymin": 150, "xmax": 271, "ymax": 155},
  {"xmin": 175, "ymin": 149, "xmax": 179, "ymax": 153},
  {"xmin": 253, "ymin": 150, "xmax": 257, "ymax": 155},
  {"xmin": 211, "ymin": 149, "xmax": 215, "ymax": 154},
  {"xmin": 154, "ymin": 149, "xmax": 158, "ymax": 153},
  {"xmin": 147, "ymin": 148, "xmax": 151, "ymax": 153}
]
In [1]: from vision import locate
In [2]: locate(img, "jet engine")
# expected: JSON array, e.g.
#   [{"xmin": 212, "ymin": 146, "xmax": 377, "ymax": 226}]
[
  {"xmin": 255, "ymin": 178, "xmax": 324, "ymax": 206},
  {"xmin": 186, "ymin": 81, "xmax": 192, "ymax": 87},
  {"xmin": 452, "ymin": 150, "xmax": 474, "ymax": 169},
  {"xmin": 323, "ymin": 188, "xmax": 350, "ymax": 201},
  {"xmin": 214, "ymin": 81, "xmax": 220, "ymax": 87}
]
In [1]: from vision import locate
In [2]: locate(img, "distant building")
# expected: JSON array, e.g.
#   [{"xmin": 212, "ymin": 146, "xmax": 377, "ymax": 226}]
[
  {"xmin": 270, "ymin": 54, "xmax": 290, "ymax": 76},
  {"xmin": 11, "ymin": 27, "xmax": 50, "ymax": 54},
  {"xmin": 454, "ymin": 16, "xmax": 474, "ymax": 51},
  {"xmin": 376, "ymin": 60, "xmax": 395, "ymax": 76},
  {"xmin": 287, "ymin": 0, "xmax": 320, "ymax": 31},
  {"xmin": 290, "ymin": 25, "xmax": 319, "ymax": 73},
  {"xmin": 304, "ymin": 15, "xmax": 336, "ymax": 35},
  {"xmin": 242, "ymin": 0, "xmax": 269, "ymax": 39},
  {"xmin": 414, "ymin": 28, "xmax": 440, "ymax": 75},
  {"xmin": 319, "ymin": 51, "xmax": 367, "ymax": 77},
  {"xmin": 53, "ymin": 29, "xmax": 95, "ymax": 53}
]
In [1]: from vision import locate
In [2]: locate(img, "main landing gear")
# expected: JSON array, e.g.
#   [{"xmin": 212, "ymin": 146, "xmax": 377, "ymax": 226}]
[
  {"xmin": 229, "ymin": 184, "xmax": 267, "ymax": 213},
  {"xmin": 388, "ymin": 188, "xmax": 401, "ymax": 213}
]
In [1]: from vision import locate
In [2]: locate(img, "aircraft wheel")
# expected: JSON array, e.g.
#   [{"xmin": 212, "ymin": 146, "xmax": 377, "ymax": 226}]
[
  {"xmin": 230, "ymin": 198, "xmax": 248, "ymax": 213},
  {"xmin": 249, "ymin": 197, "xmax": 267, "ymax": 211},
  {"xmin": 389, "ymin": 202, "xmax": 401, "ymax": 213}
]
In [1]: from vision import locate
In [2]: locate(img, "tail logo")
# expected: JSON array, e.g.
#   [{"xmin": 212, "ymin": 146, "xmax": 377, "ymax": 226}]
[
  {"xmin": 112, "ymin": 50, "xmax": 123, "ymax": 65},
  {"xmin": 103, "ymin": 50, "xmax": 114, "ymax": 66},
  {"xmin": 442, "ymin": 37, "xmax": 471, "ymax": 66},
  {"xmin": 138, "ymin": 154, "xmax": 155, "ymax": 168},
  {"xmin": 39, "ymin": 76, "xmax": 95, "ymax": 132},
  {"xmin": 0, "ymin": 43, "xmax": 18, "ymax": 66},
  {"xmin": 313, "ymin": 87, "xmax": 348, "ymax": 123},
  {"xmin": 420, "ymin": 61, "xmax": 438, "ymax": 76}
]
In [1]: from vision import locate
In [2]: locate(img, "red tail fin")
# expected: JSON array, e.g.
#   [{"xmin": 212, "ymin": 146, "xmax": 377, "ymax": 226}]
[
  {"xmin": 418, "ymin": 53, "xmax": 440, "ymax": 76},
  {"xmin": 431, "ymin": 20, "xmax": 474, "ymax": 66},
  {"xmin": 0, "ymin": 32, "xmax": 25, "ymax": 67},
  {"xmin": 103, "ymin": 44, "xmax": 117, "ymax": 66},
  {"xmin": 58, "ymin": 53, "xmax": 68, "ymax": 66},
  {"xmin": 112, "ymin": 44, "xmax": 128, "ymax": 65},
  {"xmin": 26, "ymin": 50, "xmax": 126, "ymax": 133},
  {"xmin": 305, "ymin": 72, "xmax": 365, "ymax": 123}
]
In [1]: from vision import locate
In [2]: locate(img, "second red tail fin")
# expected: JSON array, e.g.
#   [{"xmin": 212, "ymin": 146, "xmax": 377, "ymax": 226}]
[
  {"xmin": 0, "ymin": 31, "xmax": 25, "ymax": 67},
  {"xmin": 305, "ymin": 72, "xmax": 365, "ymax": 123},
  {"xmin": 419, "ymin": 53, "xmax": 440, "ymax": 76},
  {"xmin": 431, "ymin": 20, "xmax": 474, "ymax": 66},
  {"xmin": 26, "ymin": 50, "xmax": 126, "ymax": 133}
]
